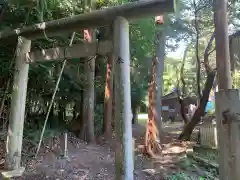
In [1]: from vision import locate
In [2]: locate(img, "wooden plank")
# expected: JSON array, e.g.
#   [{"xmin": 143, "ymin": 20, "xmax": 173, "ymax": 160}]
[
  {"xmin": 215, "ymin": 89, "xmax": 240, "ymax": 180},
  {"xmin": 0, "ymin": 0, "xmax": 176, "ymax": 40},
  {"xmin": 26, "ymin": 40, "xmax": 112, "ymax": 63}
]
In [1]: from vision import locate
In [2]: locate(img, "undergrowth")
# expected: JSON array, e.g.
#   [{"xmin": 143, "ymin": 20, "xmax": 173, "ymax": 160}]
[
  {"xmin": 164, "ymin": 172, "xmax": 206, "ymax": 180},
  {"xmin": 23, "ymin": 126, "xmax": 63, "ymax": 143},
  {"xmin": 94, "ymin": 103, "xmax": 104, "ymax": 136},
  {"xmin": 164, "ymin": 157, "xmax": 219, "ymax": 180},
  {"xmin": 22, "ymin": 103, "xmax": 105, "ymax": 144}
]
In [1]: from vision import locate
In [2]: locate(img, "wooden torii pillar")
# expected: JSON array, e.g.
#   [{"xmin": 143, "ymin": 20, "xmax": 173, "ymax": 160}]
[
  {"xmin": 0, "ymin": 0, "xmax": 176, "ymax": 178},
  {"xmin": 114, "ymin": 17, "xmax": 133, "ymax": 180},
  {"xmin": 5, "ymin": 37, "xmax": 31, "ymax": 174},
  {"xmin": 214, "ymin": 0, "xmax": 240, "ymax": 180}
]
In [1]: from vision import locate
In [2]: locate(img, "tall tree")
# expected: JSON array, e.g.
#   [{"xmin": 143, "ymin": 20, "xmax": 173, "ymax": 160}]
[
  {"xmin": 214, "ymin": 0, "xmax": 232, "ymax": 89},
  {"xmin": 103, "ymin": 26, "xmax": 114, "ymax": 138},
  {"xmin": 179, "ymin": 32, "xmax": 216, "ymax": 140},
  {"xmin": 144, "ymin": 15, "xmax": 166, "ymax": 157},
  {"xmin": 80, "ymin": 0, "xmax": 96, "ymax": 143},
  {"xmin": 167, "ymin": 0, "xmax": 219, "ymax": 140},
  {"xmin": 145, "ymin": 57, "xmax": 162, "ymax": 157},
  {"xmin": 177, "ymin": 45, "xmax": 191, "ymax": 125},
  {"xmin": 155, "ymin": 15, "xmax": 166, "ymax": 134}
]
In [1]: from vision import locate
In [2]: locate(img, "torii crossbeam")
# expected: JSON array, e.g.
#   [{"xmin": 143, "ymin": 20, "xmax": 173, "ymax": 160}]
[{"xmin": 0, "ymin": 0, "xmax": 175, "ymax": 40}]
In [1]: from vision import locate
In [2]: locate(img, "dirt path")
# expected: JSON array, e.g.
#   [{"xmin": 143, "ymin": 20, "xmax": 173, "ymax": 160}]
[
  {"xmin": 132, "ymin": 123, "xmax": 194, "ymax": 178},
  {"xmin": 1, "ymin": 123, "xmax": 198, "ymax": 180}
]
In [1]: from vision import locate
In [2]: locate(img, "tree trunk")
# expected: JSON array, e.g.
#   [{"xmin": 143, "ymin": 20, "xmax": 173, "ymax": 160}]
[
  {"xmin": 155, "ymin": 15, "xmax": 165, "ymax": 133},
  {"xmin": 58, "ymin": 100, "xmax": 65, "ymax": 124},
  {"xmin": 155, "ymin": 31, "xmax": 165, "ymax": 131},
  {"xmin": 145, "ymin": 57, "xmax": 161, "ymax": 157},
  {"xmin": 178, "ymin": 70, "xmax": 216, "ymax": 140},
  {"xmin": 80, "ymin": 86, "xmax": 87, "ymax": 140},
  {"xmin": 49, "ymin": 104, "xmax": 55, "ymax": 128},
  {"xmin": 193, "ymin": 0, "xmax": 202, "ymax": 100},
  {"xmin": 80, "ymin": 0, "xmax": 97, "ymax": 143},
  {"xmin": 131, "ymin": 105, "xmax": 138, "ymax": 124},
  {"xmin": 70, "ymin": 92, "xmax": 84, "ymax": 136},
  {"xmin": 214, "ymin": 0, "xmax": 232, "ymax": 90},
  {"xmin": 178, "ymin": 97, "xmax": 189, "ymax": 125},
  {"xmin": 177, "ymin": 46, "xmax": 190, "ymax": 125},
  {"xmin": 112, "ymin": 75, "xmax": 115, "ymax": 130},
  {"xmin": 103, "ymin": 54, "xmax": 113, "ymax": 138},
  {"xmin": 73, "ymin": 104, "xmax": 77, "ymax": 121},
  {"xmin": 85, "ymin": 30, "xmax": 96, "ymax": 143}
]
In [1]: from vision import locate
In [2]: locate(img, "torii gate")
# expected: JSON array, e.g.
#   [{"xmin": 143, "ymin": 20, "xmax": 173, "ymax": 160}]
[{"xmin": 0, "ymin": 0, "xmax": 175, "ymax": 179}]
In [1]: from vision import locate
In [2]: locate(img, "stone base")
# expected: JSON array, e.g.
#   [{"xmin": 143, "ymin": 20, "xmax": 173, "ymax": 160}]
[{"xmin": 1, "ymin": 166, "xmax": 25, "ymax": 178}]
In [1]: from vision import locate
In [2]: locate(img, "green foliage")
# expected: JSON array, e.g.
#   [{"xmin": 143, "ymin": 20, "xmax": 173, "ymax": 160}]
[
  {"xmin": 167, "ymin": 4, "xmax": 212, "ymax": 98},
  {"xmin": 164, "ymin": 172, "xmax": 206, "ymax": 180},
  {"xmin": 232, "ymin": 70, "xmax": 240, "ymax": 88},
  {"xmin": 23, "ymin": 124, "xmax": 62, "ymax": 143},
  {"xmin": 165, "ymin": 172, "xmax": 193, "ymax": 180},
  {"xmin": 163, "ymin": 57, "xmax": 181, "ymax": 95},
  {"xmin": 96, "ymin": 0, "xmax": 118, "ymax": 9},
  {"xmin": 129, "ymin": 18, "xmax": 156, "ymax": 107},
  {"xmin": 0, "ymin": 0, "xmax": 103, "ymax": 137}
]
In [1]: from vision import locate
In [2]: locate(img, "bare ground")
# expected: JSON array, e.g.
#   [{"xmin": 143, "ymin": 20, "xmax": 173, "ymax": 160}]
[{"xmin": 0, "ymin": 123, "xmax": 198, "ymax": 180}]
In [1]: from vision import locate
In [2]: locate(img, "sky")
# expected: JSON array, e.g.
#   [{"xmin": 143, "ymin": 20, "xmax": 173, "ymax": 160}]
[
  {"xmin": 167, "ymin": 40, "xmax": 186, "ymax": 59},
  {"xmin": 167, "ymin": 24, "xmax": 238, "ymax": 59}
]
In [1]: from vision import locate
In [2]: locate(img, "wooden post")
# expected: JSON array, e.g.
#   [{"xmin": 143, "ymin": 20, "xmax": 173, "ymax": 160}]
[
  {"xmin": 214, "ymin": 0, "xmax": 232, "ymax": 89},
  {"xmin": 114, "ymin": 16, "xmax": 134, "ymax": 180},
  {"xmin": 6, "ymin": 37, "xmax": 31, "ymax": 170},
  {"xmin": 64, "ymin": 132, "xmax": 69, "ymax": 159},
  {"xmin": 214, "ymin": 0, "xmax": 235, "ymax": 179},
  {"xmin": 215, "ymin": 89, "xmax": 240, "ymax": 180}
]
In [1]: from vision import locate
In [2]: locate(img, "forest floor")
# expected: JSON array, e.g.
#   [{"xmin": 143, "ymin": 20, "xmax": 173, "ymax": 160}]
[{"xmin": 0, "ymin": 118, "xmax": 215, "ymax": 180}]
